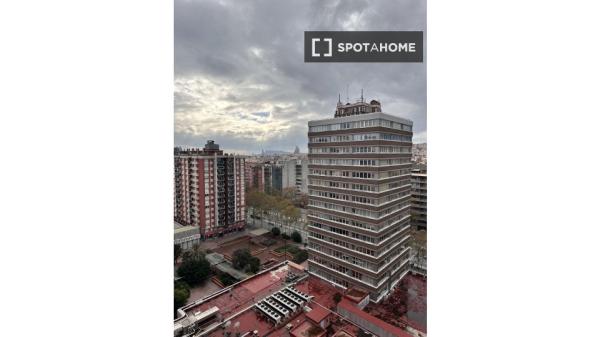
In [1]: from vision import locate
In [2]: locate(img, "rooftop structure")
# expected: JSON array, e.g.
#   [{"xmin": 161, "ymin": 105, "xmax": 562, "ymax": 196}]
[
  {"xmin": 204, "ymin": 252, "xmax": 249, "ymax": 281},
  {"xmin": 332, "ymin": 330, "xmax": 357, "ymax": 337},
  {"xmin": 290, "ymin": 320, "xmax": 325, "ymax": 337},
  {"xmin": 175, "ymin": 261, "xmax": 423, "ymax": 337},
  {"xmin": 305, "ymin": 304, "xmax": 331, "ymax": 326},
  {"xmin": 333, "ymin": 92, "xmax": 382, "ymax": 118},
  {"xmin": 338, "ymin": 298, "xmax": 412, "ymax": 337},
  {"xmin": 174, "ymin": 224, "xmax": 202, "ymax": 250}
]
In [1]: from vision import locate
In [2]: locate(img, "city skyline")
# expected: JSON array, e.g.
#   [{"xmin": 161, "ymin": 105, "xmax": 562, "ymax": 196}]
[{"xmin": 175, "ymin": 0, "xmax": 426, "ymax": 154}]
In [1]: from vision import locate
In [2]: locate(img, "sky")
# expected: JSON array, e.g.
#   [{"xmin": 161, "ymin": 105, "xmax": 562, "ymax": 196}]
[{"xmin": 175, "ymin": 0, "xmax": 426, "ymax": 154}]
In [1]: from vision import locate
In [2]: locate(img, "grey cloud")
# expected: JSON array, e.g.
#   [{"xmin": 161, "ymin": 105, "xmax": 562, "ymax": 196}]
[{"xmin": 175, "ymin": 0, "xmax": 426, "ymax": 153}]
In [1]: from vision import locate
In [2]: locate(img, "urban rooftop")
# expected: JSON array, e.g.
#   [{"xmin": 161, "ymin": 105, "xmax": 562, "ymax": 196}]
[{"xmin": 175, "ymin": 261, "xmax": 425, "ymax": 337}]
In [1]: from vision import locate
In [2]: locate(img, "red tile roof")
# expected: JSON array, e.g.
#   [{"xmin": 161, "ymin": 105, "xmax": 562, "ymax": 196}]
[
  {"xmin": 290, "ymin": 320, "xmax": 326, "ymax": 337},
  {"xmin": 306, "ymin": 304, "xmax": 331, "ymax": 323},
  {"xmin": 332, "ymin": 329, "xmax": 356, "ymax": 337}
]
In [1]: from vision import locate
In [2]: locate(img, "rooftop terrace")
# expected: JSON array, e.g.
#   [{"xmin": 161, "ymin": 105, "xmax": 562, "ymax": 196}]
[{"xmin": 175, "ymin": 261, "xmax": 425, "ymax": 337}]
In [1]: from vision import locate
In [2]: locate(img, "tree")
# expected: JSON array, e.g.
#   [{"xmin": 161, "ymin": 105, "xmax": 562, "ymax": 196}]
[
  {"xmin": 284, "ymin": 205, "xmax": 300, "ymax": 224},
  {"xmin": 174, "ymin": 288, "xmax": 189, "ymax": 310},
  {"xmin": 381, "ymin": 281, "xmax": 408, "ymax": 316},
  {"xmin": 282, "ymin": 187, "xmax": 296, "ymax": 200},
  {"xmin": 191, "ymin": 243, "xmax": 204, "ymax": 261},
  {"xmin": 263, "ymin": 193, "xmax": 278, "ymax": 218},
  {"xmin": 174, "ymin": 281, "xmax": 190, "ymax": 317},
  {"xmin": 271, "ymin": 227, "xmax": 281, "ymax": 236},
  {"xmin": 174, "ymin": 244, "xmax": 182, "ymax": 264},
  {"xmin": 218, "ymin": 273, "xmax": 237, "ymax": 286},
  {"xmin": 232, "ymin": 249, "xmax": 253, "ymax": 270},
  {"xmin": 295, "ymin": 194, "xmax": 308, "ymax": 208},
  {"xmin": 247, "ymin": 188, "xmax": 268, "ymax": 227},
  {"xmin": 248, "ymin": 256, "xmax": 260, "ymax": 273},
  {"xmin": 410, "ymin": 228, "xmax": 427, "ymax": 270},
  {"xmin": 275, "ymin": 199, "xmax": 288, "ymax": 223},
  {"xmin": 333, "ymin": 292, "xmax": 342, "ymax": 304},
  {"xmin": 232, "ymin": 249, "xmax": 260, "ymax": 273},
  {"xmin": 293, "ymin": 250, "xmax": 308, "ymax": 263},
  {"xmin": 249, "ymin": 190, "xmax": 302, "ymax": 231},
  {"xmin": 245, "ymin": 189, "xmax": 261, "ymax": 209},
  {"xmin": 182, "ymin": 250, "xmax": 193, "ymax": 262},
  {"xmin": 291, "ymin": 230, "xmax": 302, "ymax": 243},
  {"xmin": 177, "ymin": 256, "xmax": 211, "ymax": 286}
]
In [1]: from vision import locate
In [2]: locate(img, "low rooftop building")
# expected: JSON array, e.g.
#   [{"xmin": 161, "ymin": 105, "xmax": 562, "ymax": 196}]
[{"xmin": 175, "ymin": 261, "xmax": 424, "ymax": 337}]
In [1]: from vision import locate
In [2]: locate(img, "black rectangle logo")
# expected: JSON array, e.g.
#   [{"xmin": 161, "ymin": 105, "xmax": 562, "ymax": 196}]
[{"xmin": 304, "ymin": 31, "xmax": 423, "ymax": 63}]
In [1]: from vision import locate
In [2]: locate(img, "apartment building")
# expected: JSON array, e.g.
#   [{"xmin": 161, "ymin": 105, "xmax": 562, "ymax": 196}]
[
  {"xmin": 174, "ymin": 140, "xmax": 246, "ymax": 238},
  {"xmin": 306, "ymin": 98, "xmax": 413, "ymax": 303},
  {"xmin": 282, "ymin": 159, "xmax": 298, "ymax": 191},
  {"xmin": 281, "ymin": 158, "xmax": 309, "ymax": 195},
  {"xmin": 295, "ymin": 158, "xmax": 309, "ymax": 194},
  {"xmin": 263, "ymin": 163, "xmax": 283, "ymax": 194},
  {"xmin": 245, "ymin": 162, "xmax": 265, "ymax": 192},
  {"xmin": 411, "ymin": 166, "xmax": 427, "ymax": 230}
]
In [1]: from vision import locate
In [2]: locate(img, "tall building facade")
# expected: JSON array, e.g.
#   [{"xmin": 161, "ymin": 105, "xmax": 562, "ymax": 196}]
[
  {"xmin": 264, "ymin": 163, "xmax": 283, "ymax": 194},
  {"xmin": 295, "ymin": 158, "xmax": 309, "ymax": 195},
  {"xmin": 306, "ymin": 99, "xmax": 413, "ymax": 303},
  {"xmin": 282, "ymin": 159, "xmax": 297, "ymax": 191},
  {"xmin": 411, "ymin": 166, "xmax": 427, "ymax": 230},
  {"xmin": 245, "ymin": 162, "xmax": 265, "ymax": 192},
  {"xmin": 174, "ymin": 140, "xmax": 246, "ymax": 238},
  {"xmin": 282, "ymin": 158, "xmax": 309, "ymax": 195}
]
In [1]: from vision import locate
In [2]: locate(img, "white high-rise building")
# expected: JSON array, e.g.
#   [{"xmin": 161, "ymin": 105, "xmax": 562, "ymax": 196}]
[{"xmin": 306, "ymin": 99, "xmax": 413, "ymax": 303}]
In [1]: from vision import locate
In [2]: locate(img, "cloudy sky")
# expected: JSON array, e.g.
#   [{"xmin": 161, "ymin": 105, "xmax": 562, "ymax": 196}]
[{"xmin": 175, "ymin": 0, "xmax": 426, "ymax": 154}]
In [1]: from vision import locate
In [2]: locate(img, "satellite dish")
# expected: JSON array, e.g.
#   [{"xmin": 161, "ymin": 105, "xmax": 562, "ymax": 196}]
[
  {"xmin": 223, "ymin": 320, "xmax": 231, "ymax": 328},
  {"xmin": 234, "ymin": 322, "xmax": 240, "ymax": 328}
]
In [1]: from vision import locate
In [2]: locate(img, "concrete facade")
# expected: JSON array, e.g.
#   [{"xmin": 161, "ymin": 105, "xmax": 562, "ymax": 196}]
[{"xmin": 306, "ymin": 99, "xmax": 413, "ymax": 303}]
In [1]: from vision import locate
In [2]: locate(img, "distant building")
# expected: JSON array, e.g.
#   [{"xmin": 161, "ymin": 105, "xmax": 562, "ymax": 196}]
[
  {"xmin": 295, "ymin": 158, "xmax": 309, "ymax": 194},
  {"xmin": 307, "ymin": 98, "xmax": 413, "ymax": 303},
  {"xmin": 411, "ymin": 166, "xmax": 427, "ymax": 230},
  {"xmin": 245, "ymin": 162, "xmax": 265, "ymax": 192},
  {"xmin": 244, "ymin": 153, "xmax": 309, "ymax": 195},
  {"xmin": 282, "ymin": 159, "xmax": 297, "ymax": 191},
  {"xmin": 174, "ymin": 222, "xmax": 201, "ymax": 250},
  {"xmin": 270, "ymin": 156, "xmax": 308, "ymax": 194},
  {"xmin": 411, "ymin": 143, "xmax": 426, "ymax": 164},
  {"xmin": 264, "ymin": 163, "xmax": 283, "ymax": 193},
  {"xmin": 174, "ymin": 140, "xmax": 246, "ymax": 238}
]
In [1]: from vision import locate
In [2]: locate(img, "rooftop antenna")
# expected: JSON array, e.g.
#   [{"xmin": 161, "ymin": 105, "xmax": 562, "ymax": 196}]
[
  {"xmin": 346, "ymin": 84, "xmax": 349, "ymax": 103},
  {"xmin": 361, "ymin": 88, "xmax": 364, "ymax": 102},
  {"xmin": 338, "ymin": 93, "xmax": 341, "ymax": 104}
]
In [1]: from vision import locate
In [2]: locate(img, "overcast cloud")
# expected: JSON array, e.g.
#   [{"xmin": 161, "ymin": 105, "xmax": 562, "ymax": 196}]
[{"xmin": 175, "ymin": 0, "xmax": 426, "ymax": 154}]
